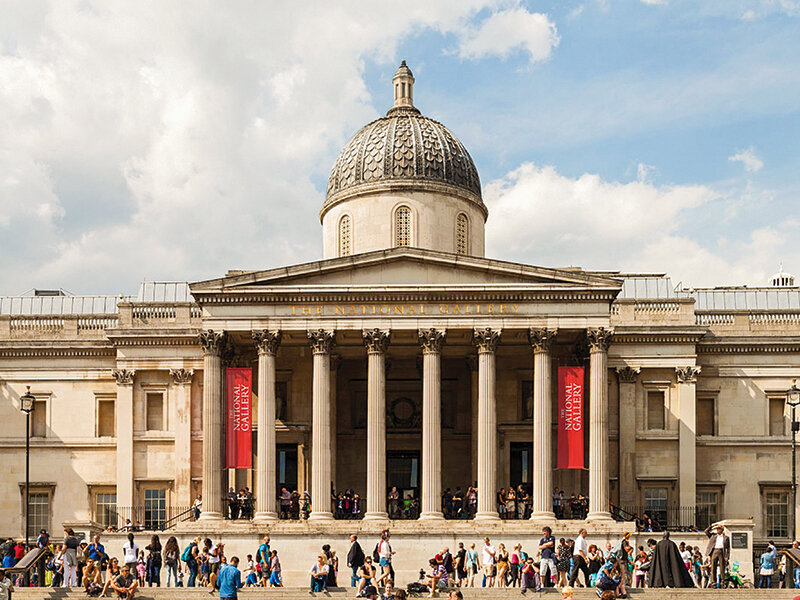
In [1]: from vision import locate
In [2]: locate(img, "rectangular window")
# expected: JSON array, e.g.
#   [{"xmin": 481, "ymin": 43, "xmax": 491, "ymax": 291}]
[
  {"xmin": 644, "ymin": 487, "xmax": 668, "ymax": 527},
  {"xmin": 31, "ymin": 400, "xmax": 47, "ymax": 438},
  {"xmin": 696, "ymin": 490, "xmax": 719, "ymax": 529},
  {"xmin": 143, "ymin": 489, "xmax": 166, "ymax": 530},
  {"xmin": 146, "ymin": 393, "xmax": 164, "ymax": 431},
  {"xmin": 98, "ymin": 399, "xmax": 116, "ymax": 437},
  {"xmin": 697, "ymin": 397, "xmax": 715, "ymax": 436},
  {"xmin": 27, "ymin": 492, "xmax": 50, "ymax": 539},
  {"xmin": 765, "ymin": 490, "xmax": 790, "ymax": 538},
  {"xmin": 769, "ymin": 398, "xmax": 786, "ymax": 436},
  {"xmin": 647, "ymin": 391, "xmax": 665, "ymax": 430},
  {"xmin": 95, "ymin": 493, "xmax": 117, "ymax": 528}
]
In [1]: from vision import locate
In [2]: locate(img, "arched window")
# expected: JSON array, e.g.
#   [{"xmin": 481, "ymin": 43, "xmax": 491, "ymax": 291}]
[
  {"xmin": 395, "ymin": 206, "xmax": 412, "ymax": 247},
  {"xmin": 339, "ymin": 215, "xmax": 352, "ymax": 257},
  {"xmin": 456, "ymin": 213, "xmax": 469, "ymax": 255}
]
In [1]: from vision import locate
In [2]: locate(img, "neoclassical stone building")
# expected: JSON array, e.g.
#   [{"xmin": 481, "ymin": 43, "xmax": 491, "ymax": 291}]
[{"xmin": 2, "ymin": 63, "xmax": 799, "ymax": 556}]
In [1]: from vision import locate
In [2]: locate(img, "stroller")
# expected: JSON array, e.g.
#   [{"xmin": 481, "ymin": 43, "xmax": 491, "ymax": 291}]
[{"xmin": 721, "ymin": 562, "xmax": 753, "ymax": 589}]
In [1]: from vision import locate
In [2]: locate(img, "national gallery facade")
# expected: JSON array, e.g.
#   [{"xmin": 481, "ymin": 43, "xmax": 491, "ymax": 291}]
[{"xmin": 2, "ymin": 63, "xmax": 799, "ymax": 551}]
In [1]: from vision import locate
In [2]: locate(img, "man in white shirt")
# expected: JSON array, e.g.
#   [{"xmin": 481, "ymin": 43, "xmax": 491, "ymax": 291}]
[
  {"xmin": 568, "ymin": 529, "xmax": 590, "ymax": 587},
  {"xmin": 481, "ymin": 537, "xmax": 496, "ymax": 587},
  {"xmin": 0, "ymin": 568, "xmax": 13, "ymax": 600}
]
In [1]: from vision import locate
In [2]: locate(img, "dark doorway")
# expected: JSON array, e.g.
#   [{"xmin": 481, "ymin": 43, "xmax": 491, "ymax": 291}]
[
  {"xmin": 387, "ymin": 450, "xmax": 420, "ymax": 499},
  {"xmin": 510, "ymin": 442, "xmax": 533, "ymax": 489},
  {"xmin": 277, "ymin": 444, "xmax": 298, "ymax": 492}
]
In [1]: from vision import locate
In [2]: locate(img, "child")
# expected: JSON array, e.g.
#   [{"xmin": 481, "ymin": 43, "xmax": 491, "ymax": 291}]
[
  {"xmin": 200, "ymin": 549, "xmax": 210, "ymax": 586},
  {"xmin": 269, "ymin": 550, "xmax": 282, "ymax": 587},
  {"xmin": 176, "ymin": 569, "xmax": 184, "ymax": 587},
  {"xmin": 136, "ymin": 551, "xmax": 146, "ymax": 587},
  {"xmin": 634, "ymin": 553, "xmax": 646, "ymax": 588},
  {"xmin": 244, "ymin": 554, "xmax": 257, "ymax": 587}
]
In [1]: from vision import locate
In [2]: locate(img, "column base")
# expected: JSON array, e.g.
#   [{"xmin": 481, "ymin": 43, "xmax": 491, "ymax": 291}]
[
  {"xmin": 198, "ymin": 511, "xmax": 223, "ymax": 521},
  {"xmin": 586, "ymin": 511, "xmax": 614, "ymax": 522},
  {"xmin": 363, "ymin": 512, "xmax": 390, "ymax": 521},
  {"xmin": 528, "ymin": 511, "xmax": 556, "ymax": 522},
  {"xmin": 419, "ymin": 511, "xmax": 445, "ymax": 521},
  {"xmin": 308, "ymin": 511, "xmax": 334, "ymax": 522},
  {"xmin": 252, "ymin": 512, "xmax": 279, "ymax": 523},
  {"xmin": 474, "ymin": 511, "xmax": 501, "ymax": 522}
]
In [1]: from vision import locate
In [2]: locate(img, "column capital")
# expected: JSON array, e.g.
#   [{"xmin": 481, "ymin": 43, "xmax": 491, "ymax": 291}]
[
  {"xmin": 473, "ymin": 327, "xmax": 501, "ymax": 353},
  {"xmin": 252, "ymin": 329, "xmax": 282, "ymax": 356},
  {"xmin": 170, "ymin": 368, "xmax": 194, "ymax": 385},
  {"xmin": 528, "ymin": 328, "xmax": 556, "ymax": 352},
  {"xmin": 198, "ymin": 330, "xmax": 227, "ymax": 356},
  {"xmin": 587, "ymin": 327, "xmax": 613, "ymax": 352},
  {"xmin": 419, "ymin": 328, "xmax": 446, "ymax": 353},
  {"xmin": 616, "ymin": 366, "xmax": 640, "ymax": 383},
  {"xmin": 112, "ymin": 368, "xmax": 135, "ymax": 386},
  {"xmin": 307, "ymin": 329, "xmax": 336, "ymax": 354},
  {"xmin": 362, "ymin": 328, "xmax": 391, "ymax": 354},
  {"xmin": 675, "ymin": 366, "xmax": 701, "ymax": 383}
]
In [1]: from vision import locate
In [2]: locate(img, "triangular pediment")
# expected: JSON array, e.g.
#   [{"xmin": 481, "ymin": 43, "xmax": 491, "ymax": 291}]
[{"xmin": 191, "ymin": 248, "xmax": 622, "ymax": 295}]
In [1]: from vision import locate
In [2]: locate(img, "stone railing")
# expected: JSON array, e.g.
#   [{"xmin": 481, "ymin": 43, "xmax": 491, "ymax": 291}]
[
  {"xmin": 695, "ymin": 310, "xmax": 800, "ymax": 334},
  {"xmin": 611, "ymin": 298, "xmax": 695, "ymax": 325},
  {"xmin": 117, "ymin": 302, "xmax": 201, "ymax": 328}
]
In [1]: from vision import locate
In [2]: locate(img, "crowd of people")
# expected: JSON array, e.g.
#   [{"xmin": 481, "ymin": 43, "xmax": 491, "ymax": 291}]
[{"xmin": 4, "ymin": 523, "xmax": 800, "ymax": 599}]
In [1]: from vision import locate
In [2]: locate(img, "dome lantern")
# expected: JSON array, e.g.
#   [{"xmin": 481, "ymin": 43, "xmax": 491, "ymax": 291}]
[{"xmin": 390, "ymin": 60, "xmax": 416, "ymax": 113}]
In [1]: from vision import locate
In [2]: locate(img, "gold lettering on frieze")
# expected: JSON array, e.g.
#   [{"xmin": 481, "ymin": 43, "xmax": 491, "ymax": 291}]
[{"xmin": 288, "ymin": 303, "xmax": 524, "ymax": 317}]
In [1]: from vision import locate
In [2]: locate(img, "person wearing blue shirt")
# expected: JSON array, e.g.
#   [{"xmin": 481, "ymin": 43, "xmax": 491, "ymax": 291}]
[
  {"xmin": 86, "ymin": 535, "xmax": 105, "ymax": 561},
  {"xmin": 216, "ymin": 557, "xmax": 242, "ymax": 600},
  {"xmin": 759, "ymin": 549, "xmax": 775, "ymax": 589}
]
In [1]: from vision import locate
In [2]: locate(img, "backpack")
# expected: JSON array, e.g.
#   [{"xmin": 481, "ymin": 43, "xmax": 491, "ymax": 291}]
[
  {"xmin": 181, "ymin": 544, "xmax": 193, "ymax": 562},
  {"xmin": 165, "ymin": 551, "xmax": 177, "ymax": 567},
  {"xmin": 372, "ymin": 544, "xmax": 380, "ymax": 563},
  {"xmin": 87, "ymin": 583, "xmax": 103, "ymax": 597}
]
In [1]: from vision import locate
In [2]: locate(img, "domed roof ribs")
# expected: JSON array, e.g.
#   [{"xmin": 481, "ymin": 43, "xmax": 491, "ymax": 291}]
[
  {"xmin": 429, "ymin": 120, "xmax": 448, "ymax": 181},
  {"xmin": 410, "ymin": 114, "xmax": 423, "ymax": 179},
  {"xmin": 355, "ymin": 120, "xmax": 379, "ymax": 182}
]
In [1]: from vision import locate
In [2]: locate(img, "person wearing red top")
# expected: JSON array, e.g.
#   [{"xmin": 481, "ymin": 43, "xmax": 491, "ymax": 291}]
[{"xmin": 14, "ymin": 543, "xmax": 24, "ymax": 561}]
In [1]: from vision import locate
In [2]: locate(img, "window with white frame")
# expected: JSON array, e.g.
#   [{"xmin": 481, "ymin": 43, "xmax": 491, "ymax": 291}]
[
  {"xmin": 696, "ymin": 489, "xmax": 721, "ymax": 529},
  {"xmin": 143, "ymin": 488, "xmax": 167, "ymax": 530},
  {"xmin": 27, "ymin": 492, "xmax": 50, "ymax": 539},
  {"xmin": 456, "ymin": 213, "xmax": 468, "ymax": 254},
  {"xmin": 763, "ymin": 488, "xmax": 790, "ymax": 538},
  {"xmin": 395, "ymin": 206, "xmax": 412, "ymax": 247},
  {"xmin": 95, "ymin": 492, "xmax": 117, "ymax": 528},
  {"xmin": 644, "ymin": 486, "xmax": 668, "ymax": 526},
  {"xmin": 339, "ymin": 214, "xmax": 352, "ymax": 257}
]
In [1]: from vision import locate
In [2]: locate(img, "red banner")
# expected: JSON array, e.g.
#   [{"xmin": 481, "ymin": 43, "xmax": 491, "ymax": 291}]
[
  {"xmin": 557, "ymin": 366, "xmax": 585, "ymax": 469},
  {"xmin": 226, "ymin": 368, "xmax": 252, "ymax": 469}
]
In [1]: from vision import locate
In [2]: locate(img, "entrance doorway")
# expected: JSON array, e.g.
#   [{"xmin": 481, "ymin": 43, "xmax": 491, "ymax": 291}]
[
  {"xmin": 277, "ymin": 444, "xmax": 298, "ymax": 492},
  {"xmin": 387, "ymin": 450, "xmax": 419, "ymax": 501},
  {"xmin": 510, "ymin": 442, "xmax": 533, "ymax": 489}
]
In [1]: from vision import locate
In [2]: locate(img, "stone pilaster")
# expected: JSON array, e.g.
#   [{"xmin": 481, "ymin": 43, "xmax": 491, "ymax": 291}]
[
  {"xmin": 308, "ymin": 329, "xmax": 335, "ymax": 521},
  {"xmin": 616, "ymin": 366, "xmax": 640, "ymax": 508},
  {"xmin": 252, "ymin": 330, "xmax": 281, "ymax": 522},
  {"xmin": 473, "ymin": 327, "xmax": 501, "ymax": 521},
  {"xmin": 113, "ymin": 369, "xmax": 135, "ymax": 513},
  {"xmin": 587, "ymin": 327, "xmax": 613, "ymax": 521},
  {"xmin": 676, "ymin": 365, "xmax": 701, "ymax": 525},
  {"xmin": 419, "ymin": 328, "xmax": 446, "ymax": 520},
  {"xmin": 170, "ymin": 368, "xmax": 194, "ymax": 507},
  {"xmin": 529, "ymin": 328, "xmax": 556, "ymax": 521},
  {"xmin": 198, "ymin": 330, "xmax": 226, "ymax": 520},
  {"xmin": 363, "ymin": 329, "xmax": 390, "ymax": 520}
]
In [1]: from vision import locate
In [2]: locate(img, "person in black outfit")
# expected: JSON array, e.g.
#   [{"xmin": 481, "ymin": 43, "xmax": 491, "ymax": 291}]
[{"xmin": 346, "ymin": 535, "xmax": 364, "ymax": 588}]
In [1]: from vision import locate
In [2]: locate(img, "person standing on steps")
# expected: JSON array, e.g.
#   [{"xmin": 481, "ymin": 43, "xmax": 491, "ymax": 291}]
[
  {"xmin": 375, "ymin": 530, "xmax": 395, "ymax": 587},
  {"xmin": 568, "ymin": 529, "xmax": 590, "ymax": 588},
  {"xmin": 347, "ymin": 534, "xmax": 365, "ymax": 588},
  {"xmin": 216, "ymin": 556, "xmax": 242, "ymax": 600},
  {"xmin": 704, "ymin": 523, "xmax": 729, "ymax": 589}
]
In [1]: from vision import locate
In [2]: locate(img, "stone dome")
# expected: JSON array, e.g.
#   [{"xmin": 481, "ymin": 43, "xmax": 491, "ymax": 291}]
[{"xmin": 322, "ymin": 64, "xmax": 483, "ymax": 218}]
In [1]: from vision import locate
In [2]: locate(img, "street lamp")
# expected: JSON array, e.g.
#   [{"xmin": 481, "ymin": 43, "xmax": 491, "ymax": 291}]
[
  {"xmin": 786, "ymin": 380, "xmax": 800, "ymax": 541},
  {"xmin": 19, "ymin": 386, "xmax": 35, "ymax": 551}
]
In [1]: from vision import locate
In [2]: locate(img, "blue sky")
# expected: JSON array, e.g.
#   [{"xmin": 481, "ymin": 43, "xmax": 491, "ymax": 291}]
[{"xmin": 1, "ymin": 0, "xmax": 799, "ymax": 294}]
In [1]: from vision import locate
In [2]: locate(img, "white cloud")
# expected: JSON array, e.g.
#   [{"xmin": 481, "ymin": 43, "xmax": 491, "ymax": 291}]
[
  {"xmin": 485, "ymin": 162, "xmax": 797, "ymax": 287},
  {"xmin": 640, "ymin": 0, "xmax": 667, "ymax": 5},
  {"xmin": 729, "ymin": 146, "xmax": 764, "ymax": 172},
  {"xmin": 0, "ymin": 0, "xmax": 500, "ymax": 294},
  {"xmin": 457, "ymin": 7, "xmax": 560, "ymax": 64}
]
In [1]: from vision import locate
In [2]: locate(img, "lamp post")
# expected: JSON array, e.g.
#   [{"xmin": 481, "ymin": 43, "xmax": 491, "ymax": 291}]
[
  {"xmin": 19, "ymin": 386, "xmax": 35, "ymax": 551},
  {"xmin": 786, "ymin": 380, "xmax": 800, "ymax": 541}
]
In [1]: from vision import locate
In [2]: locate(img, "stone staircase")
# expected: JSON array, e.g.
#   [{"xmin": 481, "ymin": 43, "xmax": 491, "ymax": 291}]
[{"xmin": 10, "ymin": 588, "xmax": 800, "ymax": 600}]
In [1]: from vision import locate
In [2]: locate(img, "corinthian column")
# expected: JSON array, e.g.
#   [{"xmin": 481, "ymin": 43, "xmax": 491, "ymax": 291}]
[
  {"xmin": 170, "ymin": 368, "xmax": 194, "ymax": 507},
  {"xmin": 363, "ymin": 329, "xmax": 390, "ymax": 520},
  {"xmin": 252, "ymin": 330, "xmax": 281, "ymax": 522},
  {"xmin": 419, "ymin": 328, "xmax": 446, "ymax": 520},
  {"xmin": 113, "ymin": 369, "xmax": 135, "ymax": 515},
  {"xmin": 676, "ymin": 365, "xmax": 701, "ymax": 527},
  {"xmin": 474, "ymin": 327, "xmax": 501, "ymax": 521},
  {"xmin": 529, "ymin": 328, "xmax": 556, "ymax": 521},
  {"xmin": 308, "ymin": 329, "xmax": 336, "ymax": 521},
  {"xmin": 587, "ymin": 327, "xmax": 612, "ymax": 521},
  {"xmin": 198, "ymin": 330, "xmax": 226, "ymax": 520}
]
